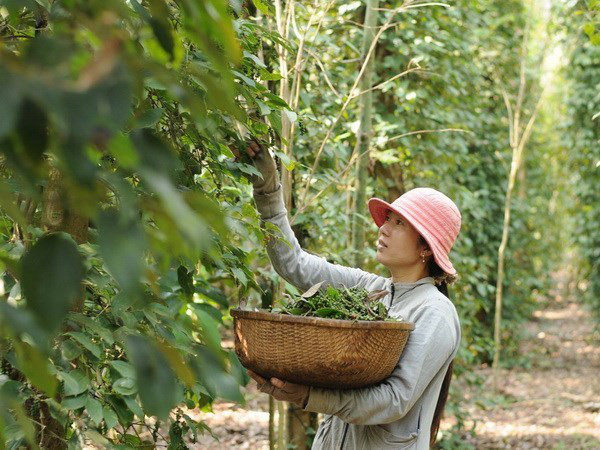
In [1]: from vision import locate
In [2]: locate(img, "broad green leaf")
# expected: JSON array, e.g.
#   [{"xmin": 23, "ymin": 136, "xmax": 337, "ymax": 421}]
[
  {"xmin": 131, "ymin": 128, "xmax": 180, "ymax": 176},
  {"xmin": 252, "ymin": 0, "xmax": 270, "ymax": 15},
  {"xmin": 109, "ymin": 360, "xmax": 136, "ymax": 379},
  {"xmin": 156, "ymin": 341, "xmax": 195, "ymax": 387},
  {"xmin": 21, "ymin": 233, "xmax": 84, "ymax": 333},
  {"xmin": 97, "ymin": 208, "xmax": 146, "ymax": 298},
  {"xmin": 141, "ymin": 173, "xmax": 208, "ymax": 248},
  {"xmin": 13, "ymin": 401, "xmax": 38, "ymax": 449},
  {"xmin": 150, "ymin": 17, "xmax": 175, "ymax": 59},
  {"xmin": 123, "ymin": 335, "xmax": 178, "ymax": 420},
  {"xmin": 108, "ymin": 133, "xmax": 139, "ymax": 169},
  {"xmin": 0, "ymin": 68, "xmax": 21, "ymax": 139},
  {"xmin": 283, "ymin": 109, "xmax": 297, "ymax": 124},
  {"xmin": 67, "ymin": 332, "xmax": 102, "ymax": 359},
  {"xmin": 196, "ymin": 287, "xmax": 228, "ymax": 308},
  {"xmin": 192, "ymin": 346, "xmax": 243, "ymax": 404},
  {"xmin": 194, "ymin": 309, "xmax": 221, "ymax": 355},
  {"xmin": 113, "ymin": 378, "xmax": 137, "ymax": 396},
  {"xmin": 123, "ymin": 396, "xmax": 144, "ymax": 419},
  {"xmin": 60, "ymin": 370, "xmax": 90, "ymax": 396},
  {"xmin": 16, "ymin": 99, "xmax": 48, "ymax": 166},
  {"xmin": 0, "ymin": 302, "xmax": 48, "ymax": 352},
  {"xmin": 61, "ymin": 394, "xmax": 87, "ymax": 410},
  {"xmin": 68, "ymin": 312, "xmax": 114, "ymax": 344},
  {"xmin": 85, "ymin": 396, "xmax": 103, "ymax": 424},
  {"xmin": 15, "ymin": 342, "xmax": 57, "ymax": 397},
  {"xmin": 136, "ymin": 107, "xmax": 164, "ymax": 128},
  {"xmin": 230, "ymin": 267, "xmax": 248, "ymax": 287},
  {"xmin": 61, "ymin": 339, "xmax": 82, "ymax": 361},
  {"xmin": 177, "ymin": 265, "xmax": 194, "ymax": 298},
  {"xmin": 314, "ymin": 308, "xmax": 344, "ymax": 318},
  {"xmin": 103, "ymin": 406, "xmax": 119, "ymax": 430}
]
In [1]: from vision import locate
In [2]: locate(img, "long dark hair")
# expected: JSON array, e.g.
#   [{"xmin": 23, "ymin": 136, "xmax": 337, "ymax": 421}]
[{"xmin": 425, "ymin": 247, "xmax": 454, "ymax": 448}]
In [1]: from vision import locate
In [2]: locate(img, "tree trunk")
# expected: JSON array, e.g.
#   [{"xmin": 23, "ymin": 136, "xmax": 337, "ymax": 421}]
[
  {"xmin": 351, "ymin": 0, "xmax": 379, "ymax": 267},
  {"xmin": 35, "ymin": 166, "xmax": 90, "ymax": 448}
]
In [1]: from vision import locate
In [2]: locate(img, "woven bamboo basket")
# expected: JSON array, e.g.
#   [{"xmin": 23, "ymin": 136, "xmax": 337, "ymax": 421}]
[{"xmin": 231, "ymin": 308, "xmax": 415, "ymax": 389}]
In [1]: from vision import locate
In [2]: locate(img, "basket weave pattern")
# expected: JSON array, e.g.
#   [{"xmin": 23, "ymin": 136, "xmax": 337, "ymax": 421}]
[{"xmin": 231, "ymin": 309, "xmax": 415, "ymax": 389}]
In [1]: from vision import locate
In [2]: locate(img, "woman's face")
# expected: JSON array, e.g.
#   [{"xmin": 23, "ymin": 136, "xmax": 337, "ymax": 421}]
[{"xmin": 375, "ymin": 209, "xmax": 430, "ymax": 269}]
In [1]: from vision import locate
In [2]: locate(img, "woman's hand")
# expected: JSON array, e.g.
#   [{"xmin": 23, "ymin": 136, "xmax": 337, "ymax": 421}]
[
  {"xmin": 231, "ymin": 141, "xmax": 280, "ymax": 194},
  {"xmin": 247, "ymin": 369, "xmax": 310, "ymax": 408}
]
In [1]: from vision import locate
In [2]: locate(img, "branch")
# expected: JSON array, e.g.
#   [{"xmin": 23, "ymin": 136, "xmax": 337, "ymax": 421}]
[
  {"xmin": 387, "ymin": 127, "xmax": 472, "ymax": 142},
  {"xmin": 291, "ymin": 127, "xmax": 469, "ymax": 223},
  {"xmin": 295, "ymin": 2, "xmax": 411, "ymax": 212},
  {"xmin": 350, "ymin": 66, "xmax": 430, "ymax": 98}
]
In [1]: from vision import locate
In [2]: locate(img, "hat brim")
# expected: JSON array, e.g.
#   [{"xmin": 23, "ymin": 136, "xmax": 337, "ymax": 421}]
[{"xmin": 367, "ymin": 197, "xmax": 457, "ymax": 275}]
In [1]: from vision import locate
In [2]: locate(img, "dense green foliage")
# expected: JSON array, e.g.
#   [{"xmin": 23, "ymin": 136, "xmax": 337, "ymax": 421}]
[
  {"xmin": 0, "ymin": 0, "xmax": 595, "ymax": 448},
  {"xmin": 560, "ymin": 0, "xmax": 600, "ymax": 320},
  {"xmin": 279, "ymin": 285, "xmax": 390, "ymax": 321}
]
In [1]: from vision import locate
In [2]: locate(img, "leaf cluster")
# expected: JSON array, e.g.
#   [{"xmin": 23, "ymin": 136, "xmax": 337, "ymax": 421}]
[{"xmin": 278, "ymin": 284, "xmax": 392, "ymax": 321}]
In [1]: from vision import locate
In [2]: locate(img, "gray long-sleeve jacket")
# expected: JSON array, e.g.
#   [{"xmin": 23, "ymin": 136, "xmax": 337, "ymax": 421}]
[{"xmin": 254, "ymin": 184, "xmax": 461, "ymax": 450}]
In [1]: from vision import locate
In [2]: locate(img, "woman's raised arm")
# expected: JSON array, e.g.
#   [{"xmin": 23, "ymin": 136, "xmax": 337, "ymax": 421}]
[
  {"xmin": 254, "ymin": 182, "xmax": 384, "ymax": 292},
  {"xmin": 232, "ymin": 141, "xmax": 384, "ymax": 292}
]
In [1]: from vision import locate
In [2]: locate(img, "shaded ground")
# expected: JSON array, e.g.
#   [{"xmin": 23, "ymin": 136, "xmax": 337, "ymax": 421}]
[
  {"xmin": 451, "ymin": 296, "xmax": 600, "ymax": 449},
  {"xmin": 190, "ymin": 290, "xmax": 600, "ymax": 448}
]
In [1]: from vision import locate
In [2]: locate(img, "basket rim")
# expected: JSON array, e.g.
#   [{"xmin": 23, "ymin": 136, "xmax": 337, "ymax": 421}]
[{"xmin": 230, "ymin": 308, "xmax": 415, "ymax": 330}]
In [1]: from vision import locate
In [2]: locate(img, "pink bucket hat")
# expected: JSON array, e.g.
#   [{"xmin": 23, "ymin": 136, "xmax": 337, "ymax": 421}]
[{"xmin": 368, "ymin": 188, "xmax": 461, "ymax": 275}]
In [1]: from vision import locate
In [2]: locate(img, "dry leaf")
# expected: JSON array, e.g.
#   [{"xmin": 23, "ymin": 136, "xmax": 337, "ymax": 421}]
[{"xmin": 301, "ymin": 281, "xmax": 325, "ymax": 298}]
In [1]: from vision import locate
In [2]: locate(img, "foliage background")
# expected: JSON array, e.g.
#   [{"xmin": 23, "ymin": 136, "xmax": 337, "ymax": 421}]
[{"xmin": 0, "ymin": 0, "xmax": 597, "ymax": 448}]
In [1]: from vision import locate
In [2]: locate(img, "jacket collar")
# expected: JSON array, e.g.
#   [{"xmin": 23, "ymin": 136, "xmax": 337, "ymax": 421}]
[{"xmin": 389, "ymin": 277, "xmax": 434, "ymax": 304}]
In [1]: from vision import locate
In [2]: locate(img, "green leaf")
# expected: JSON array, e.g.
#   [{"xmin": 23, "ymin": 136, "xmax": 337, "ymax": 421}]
[
  {"xmin": 16, "ymin": 99, "xmax": 48, "ymax": 166},
  {"xmin": 109, "ymin": 360, "xmax": 136, "ymax": 379},
  {"xmin": 67, "ymin": 332, "xmax": 102, "ymax": 359},
  {"xmin": 195, "ymin": 309, "xmax": 222, "ymax": 355},
  {"xmin": 141, "ymin": 173, "xmax": 208, "ymax": 248},
  {"xmin": 59, "ymin": 370, "xmax": 90, "ymax": 396},
  {"xmin": 256, "ymin": 100, "xmax": 271, "ymax": 116},
  {"xmin": 123, "ymin": 396, "xmax": 144, "ymax": 419},
  {"xmin": 196, "ymin": 287, "xmax": 228, "ymax": 308},
  {"xmin": 113, "ymin": 378, "xmax": 137, "ymax": 396},
  {"xmin": 150, "ymin": 18, "xmax": 175, "ymax": 60},
  {"xmin": 192, "ymin": 346, "xmax": 243, "ymax": 404},
  {"xmin": 123, "ymin": 335, "xmax": 178, "ymax": 420},
  {"xmin": 13, "ymin": 401, "xmax": 38, "ymax": 449},
  {"xmin": 15, "ymin": 342, "xmax": 57, "ymax": 397},
  {"xmin": 314, "ymin": 308, "xmax": 343, "ymax": 318},
  {"xmin": 136, "ymin": 107, "xmax": 164, "ymax": 128},
  {"xmin": 283, "ymin": 109, "xmax": 297, "ymax": 124},
  {"xmin": 108, "ymin": 133, "xmax": 139, "ymax": 169},
  {"xmin": 0, "ymin": 302, "xmax": 49, "ymax": 352},
  {"xmin": 131, "ymin": 128, "xmax": 180, "ymax": 175},
  {"xmin": 21, "ymin": 233, "xmax": 84, "ymax": 333},
  {"xmin": 61, "ymin": 339, "xmax": 82, "ymax": 361},
  {"xmin": 231, "ymin": 267, "xmax": 248, "ymax": 287},
  {"xmin": 243, "ymin": 50, "xmax": 266, "ymax": 68},
  {"xmin": 251, "ymin": 0, "xmax": 270, "ymax": 15},
  {"xmin": 177, "ymin": 265, "xmax": 194, "ymax": 298},
  {"xmin": 85, "ymin": 396, "xmax": 103, "ymax": 424},
  {"xmin": 68, "ymin": 312, "xmax": 115, "ymax": 344},
  {"xmin": 156, "ymin": 341, "xmax": 195, "ymax": 388},
  {"xmin": 0, "ymin": 68, "xmax": 22, "ymax": 139},
  {"xmin": 97, "ymin": 208, "xmax": 146, "ymax": 298},
  {"xmin": 103, "ymin": 406, "xmax": 119, "ymax": 430}
]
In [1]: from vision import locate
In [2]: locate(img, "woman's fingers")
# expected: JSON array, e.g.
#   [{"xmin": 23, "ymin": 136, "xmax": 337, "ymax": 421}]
[
  {"xmin": 246, "ymin": 369, "xmax": 266, "ymax": 385},
  {"xmin": 230, "ymin": 140, "xmax": 263, "ymax": 162},
  {"xmin": 270, "ymin": 378, "xmax": 285, "ymax": 389},
  {"xmin": 230, "ymin": 146, "xmax": 241, "ymax": 160}
]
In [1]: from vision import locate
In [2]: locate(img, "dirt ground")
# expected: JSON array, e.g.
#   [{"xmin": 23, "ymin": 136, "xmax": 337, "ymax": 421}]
[{"xmin": 190, "ymin": 292, "xmax": 600, "ymax": 449}]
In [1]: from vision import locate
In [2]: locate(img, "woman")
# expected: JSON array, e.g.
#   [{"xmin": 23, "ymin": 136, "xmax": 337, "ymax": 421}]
[{"xmin": 232, "ymin": 142, "xmax": 461, "ymax": 450}]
